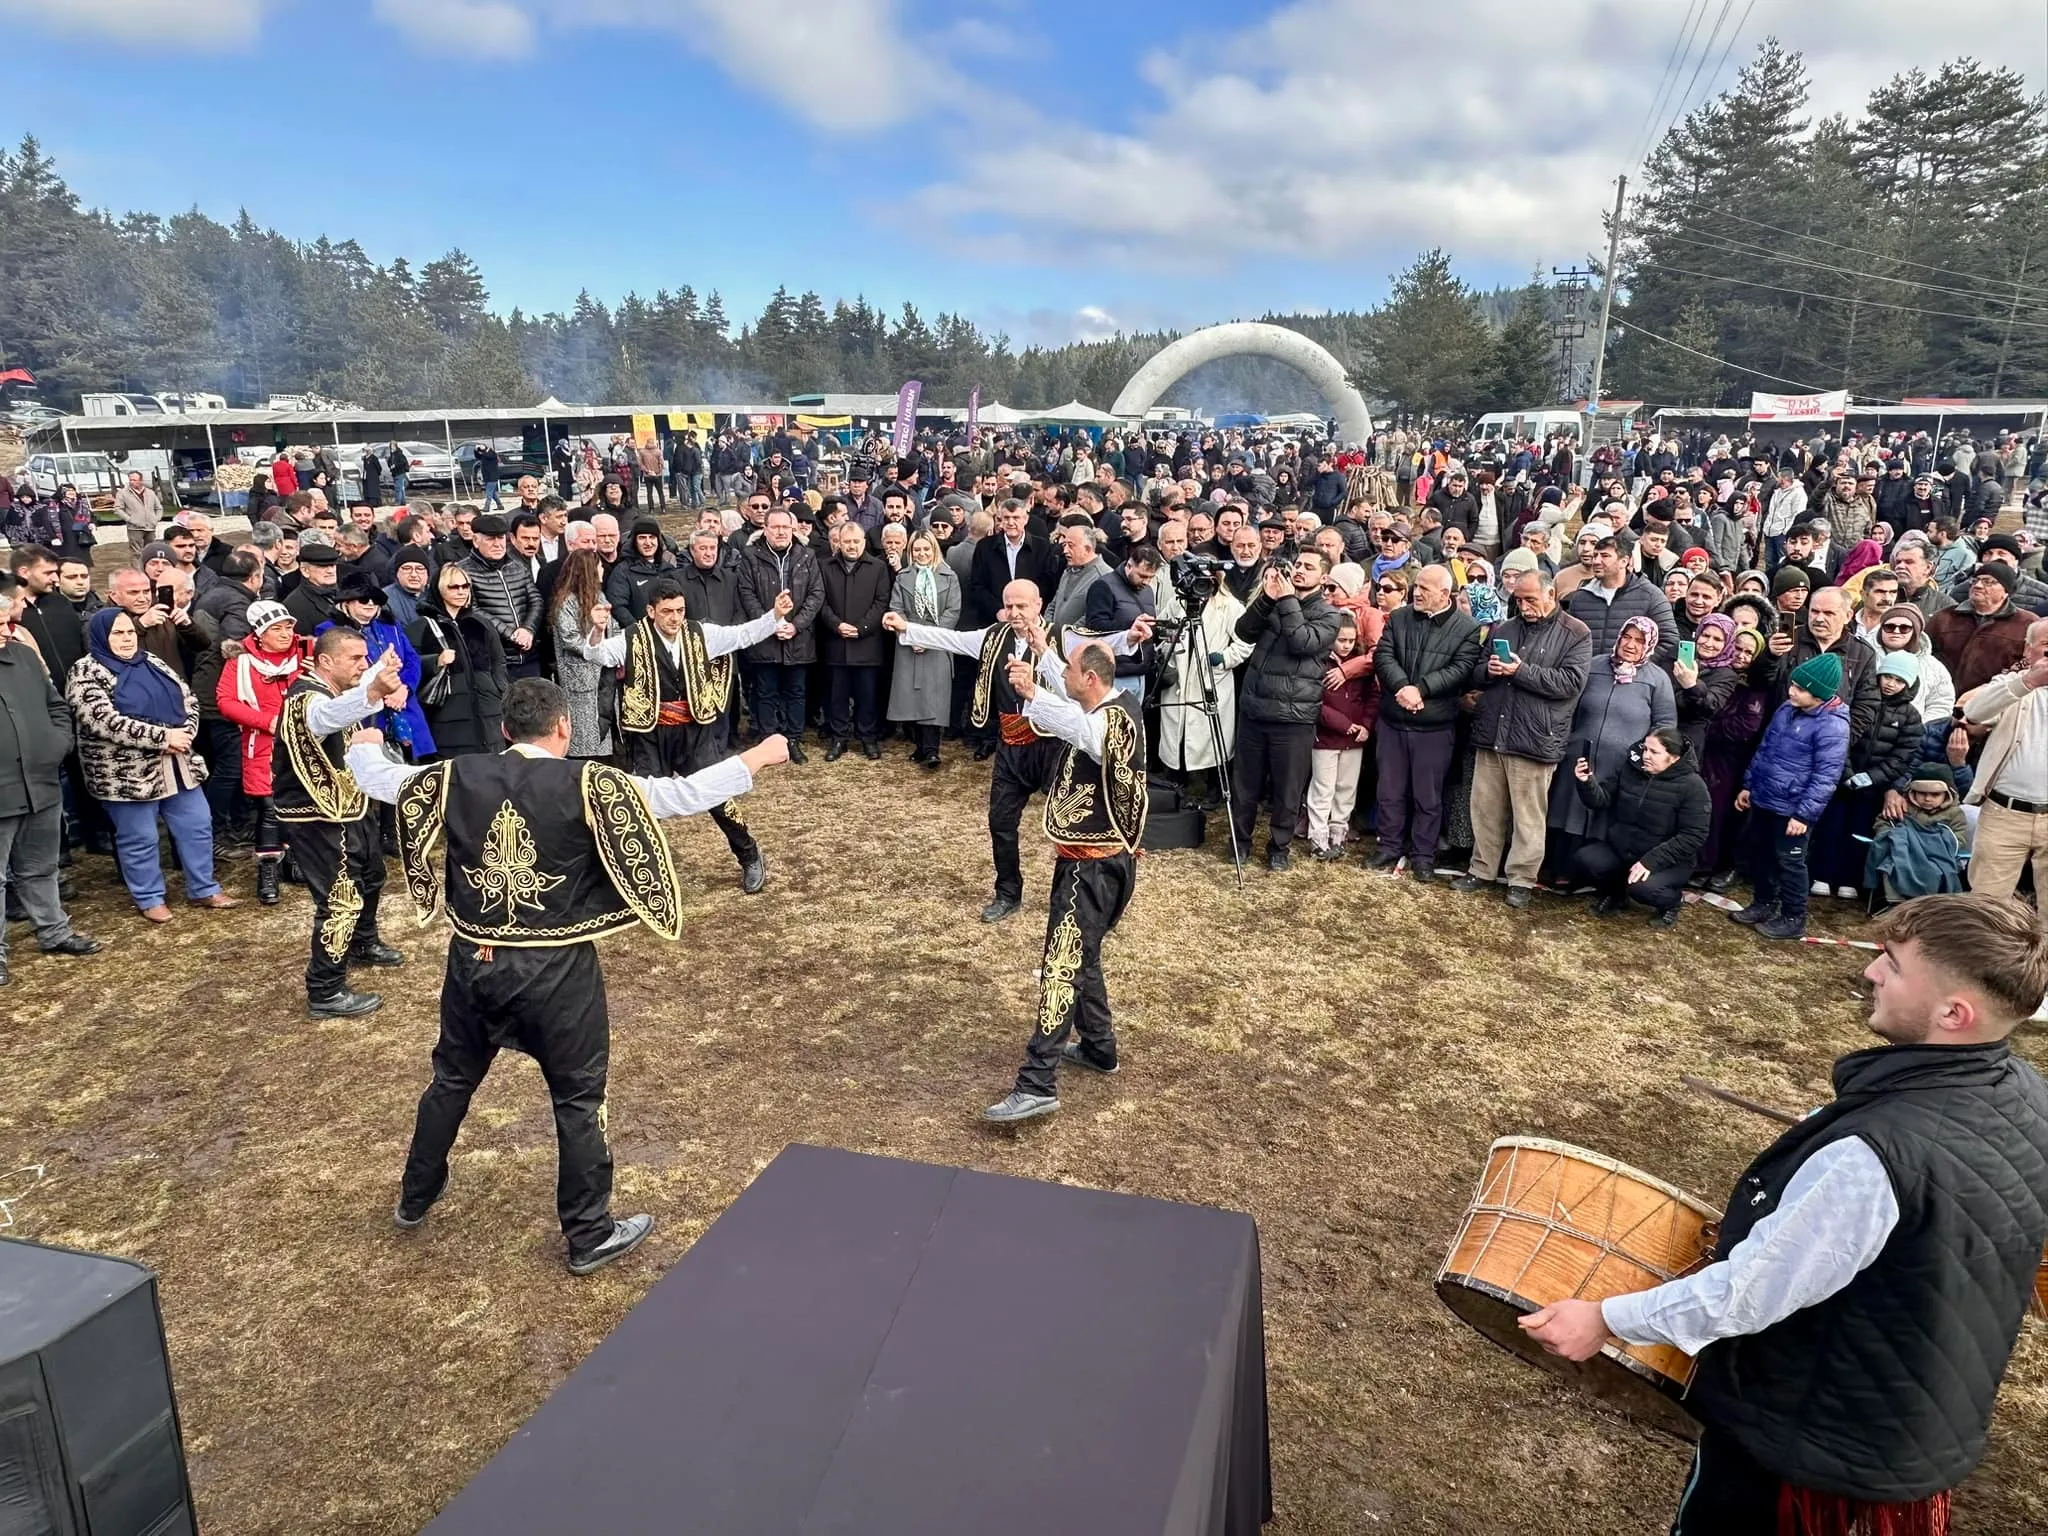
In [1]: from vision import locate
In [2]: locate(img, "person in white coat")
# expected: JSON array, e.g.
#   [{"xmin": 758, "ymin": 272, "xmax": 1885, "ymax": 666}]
[{"xmin": 1156, "ymin": 574, "xmax": 1255, "ymax": 807}]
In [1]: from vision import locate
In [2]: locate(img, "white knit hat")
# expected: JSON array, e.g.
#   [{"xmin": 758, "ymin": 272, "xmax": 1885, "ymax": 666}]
[{"xmin": 245, "ymin": 600, "xmax": 294, "ymax": 633}]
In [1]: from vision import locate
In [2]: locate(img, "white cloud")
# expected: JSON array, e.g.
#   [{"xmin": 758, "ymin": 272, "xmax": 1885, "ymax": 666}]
[
  {"xmin": 372, "ymin": 0, "xmax": 534, "ymax": 57},
  {"xmin": 0, "ymin": 0, "xmax": 272, "ymax": 47},
  {"xmin": 916, "ymin": 0, "xmax": 2040, "ymax": 274},
  {"xmin": 555, "ymin": 0, "xmax": 941, "ymax": 130}
]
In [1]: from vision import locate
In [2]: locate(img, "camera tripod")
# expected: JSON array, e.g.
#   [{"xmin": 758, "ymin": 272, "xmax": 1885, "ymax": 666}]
[{"xmin": 1155, "ymin": 603, "xmax": 1247, "ymax": 889}]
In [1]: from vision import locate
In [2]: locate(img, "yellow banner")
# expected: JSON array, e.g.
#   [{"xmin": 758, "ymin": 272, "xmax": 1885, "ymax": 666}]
[
  {"xmin": 631, "ymin": 412, "xmax": 657, "ymax": 446},
  {"xmin": 666, "ymin": 411, "xmax": 716, "ymax": 431},
  {"xmin": 796, "ymin": 415, "xmax": 852, "ymax": 429}
]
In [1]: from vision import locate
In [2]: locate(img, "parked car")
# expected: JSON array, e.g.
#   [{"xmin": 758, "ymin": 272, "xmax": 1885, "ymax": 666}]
[{"xmin": 21, "ymin": 451, "xmax": 121, "ymax": 500}]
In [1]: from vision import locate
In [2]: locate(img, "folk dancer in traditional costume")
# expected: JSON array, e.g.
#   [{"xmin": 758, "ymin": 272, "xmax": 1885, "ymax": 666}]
[
  {"xmin": 1522, "ymin": 892, "xmax": 2048, "ymax": 1536},
  {"xmin": 272, "ymin": 632, "xmax": 410, "ymax": 1019},
  {"xmin": 883, "ymin": 579, "xmax": 1150, "ymax": 923},
  {"xmin": 983, "ymin": 640, "xmax": 1148, "ymax": 1124},
  {"xmin": 595, "ymin": 572, "xmax": 791, "ymax": 894},
  {"xmin": 345, "ymin": 678, "xmax": 790, "ymax": 1275}
]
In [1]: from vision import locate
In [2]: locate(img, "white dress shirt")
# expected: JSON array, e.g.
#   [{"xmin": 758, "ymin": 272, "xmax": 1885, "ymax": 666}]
[
  {"xmin": 344, "ymin": 740, "xmax": 752, "ymax": 819},
  {"xmin": 1601, "ymin": 1136, "xmax": 1899, "ymax": 1358},
  {"xmin": 586, "ymin": 608, "xmax": 780, "ymax": 669},
  {"xmin": 1020, "ymin": 651, "xmax": 1124, "ymax": 760},
  {"xmin": 302, "ymin": 674, "xmax": 383, "ymax": 737}
]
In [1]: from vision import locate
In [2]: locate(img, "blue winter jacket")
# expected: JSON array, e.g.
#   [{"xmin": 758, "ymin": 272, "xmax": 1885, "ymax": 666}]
[{"xmin": 1745, "ymin": 698, "xmax": 1850, "ymax": 824}]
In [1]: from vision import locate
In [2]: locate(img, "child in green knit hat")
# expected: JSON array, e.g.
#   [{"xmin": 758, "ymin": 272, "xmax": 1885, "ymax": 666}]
[{"xmin": 1731, "ymin": 650, "xmax": 1851, "ymax": 939}]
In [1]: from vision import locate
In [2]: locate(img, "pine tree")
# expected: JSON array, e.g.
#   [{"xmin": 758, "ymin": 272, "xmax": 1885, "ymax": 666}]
[
  {"xmin": 1485, "ymin": 281, "xmax": 1557, "ymax": 409},
  {"xmin": 1363, "ymin": 249, "xmax": 1493, "ymax": 421}
]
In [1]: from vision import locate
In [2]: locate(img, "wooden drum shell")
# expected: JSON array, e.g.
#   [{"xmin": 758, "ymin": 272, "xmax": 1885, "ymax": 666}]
[{"xmin": 1436, "ymin": 1136, "xmax": 1720, "ymax": 1441}]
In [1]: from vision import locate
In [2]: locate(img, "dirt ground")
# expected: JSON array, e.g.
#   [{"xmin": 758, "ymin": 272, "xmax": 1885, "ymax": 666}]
[{"xmin": 5, "ymin": 755, "xmax": 2046, "ymax": 1535}]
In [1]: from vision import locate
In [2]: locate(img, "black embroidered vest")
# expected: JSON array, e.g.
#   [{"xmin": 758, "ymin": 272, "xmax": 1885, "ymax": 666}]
[
  {"xmin": 394, "ymin": 749, "xmax": 684, "ymax": 946},
  {"xmin": 1042, "ymin": 690, "xmax": 1148, "ymax": 851},
  {"xmin": 271, "ymin": 676, "xmax": 368, "ymax": 824},
  {"xmin": 968, "ymin": 622, "xmax": 1038, "ymax": 731},
  {"xmin": 618, "ymin": 617, "xmax": 733, "ymax": 733}
]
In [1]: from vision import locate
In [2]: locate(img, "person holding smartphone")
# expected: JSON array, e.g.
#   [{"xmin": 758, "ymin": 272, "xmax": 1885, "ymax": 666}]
[{"xmin": 1454, "ymin": 569, "xmax": 1592, "ymax": 907}]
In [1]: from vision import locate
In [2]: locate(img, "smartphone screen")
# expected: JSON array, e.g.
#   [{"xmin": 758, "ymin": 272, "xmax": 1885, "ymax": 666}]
[
  {"xmin": 1492, "ymin": 638, "xmax": 1512, "ymax": 662},
  {"xmin": 1678, "ymin": 640, "xmax": 1696, "ymax": 669}
]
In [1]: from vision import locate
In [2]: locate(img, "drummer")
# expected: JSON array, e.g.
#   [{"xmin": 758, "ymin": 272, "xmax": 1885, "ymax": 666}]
[{"xmin": 1522, "ymin": 891, "xmax": 2048, "ymax": 1535}]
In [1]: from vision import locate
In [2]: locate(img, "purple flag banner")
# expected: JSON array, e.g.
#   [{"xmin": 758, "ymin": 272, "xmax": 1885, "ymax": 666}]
[
  {"xmin": 967, "ymin": 386, "xmax": 981, "ymax": 437},
  {"xmin": 892, "ymin": 380, "xmax": 923, "ymax": 456}
]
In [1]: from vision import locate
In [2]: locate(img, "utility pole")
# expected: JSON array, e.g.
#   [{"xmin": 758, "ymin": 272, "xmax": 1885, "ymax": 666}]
[
  {"xmin": 1550, "ymin": 265, "xmax": 1591, "ymax": 401},
  {"xmin": 1586, "ymin": 174, "xmax": 1627, "ymax": 421}
]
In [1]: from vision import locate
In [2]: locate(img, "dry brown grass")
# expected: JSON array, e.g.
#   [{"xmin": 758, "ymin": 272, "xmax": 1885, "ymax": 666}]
[{"xmin": 5, "ymin": 755, "xmax": 2045, "ymax": 1535}]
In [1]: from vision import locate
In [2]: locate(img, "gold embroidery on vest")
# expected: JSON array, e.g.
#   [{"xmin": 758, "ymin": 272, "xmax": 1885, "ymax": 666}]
[
  {"xmin": 280, "ymin": 691, "xmax": 367, "ymax": 822},
  {"xmin": 1037, "ymin": 892, "xmax": 1084, "ymax": 1034},
  {"xmin": 680, "ymin": 622, "xmax": 735, "ymax": 716},
  {"xmin": 618, "ymin": 623, "xmax": 659, "ymax": 733},
  {"xmin": 582, "ymin": 763, "xmax": 685, "ymax": 939},
  {"xmin": 320, "ymin": 865, "xmax": 363, "ymax": 962},
  {"xmin": 969, "ymin": 622, "xmax": 1015, "ymax": 729},
  {"xmin": 462, "ymin": 800, "xmax": 567, "ymax": 922},
  {"xmin": 395, "ymin": 762, "xmax": 450, "ymax": 925}
]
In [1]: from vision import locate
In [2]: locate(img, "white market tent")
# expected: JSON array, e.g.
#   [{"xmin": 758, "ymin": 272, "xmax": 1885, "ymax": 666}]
[
  {"xmin": 1020, "ymin": 400, "xmax": 1125, "ymax": 425},
  {"xmin": 949, "ymin": 400, "xmax": 1031, "ymax": 425}
]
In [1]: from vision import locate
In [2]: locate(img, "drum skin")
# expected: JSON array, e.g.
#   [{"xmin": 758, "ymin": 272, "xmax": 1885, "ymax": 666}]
[{"xmin": 1437, "ymin": 1137, "xmax": 1720, "ymax": 1441}]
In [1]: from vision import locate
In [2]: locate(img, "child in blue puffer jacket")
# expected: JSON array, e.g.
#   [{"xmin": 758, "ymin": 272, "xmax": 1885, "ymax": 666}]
[{"xmin": 1729, "ymin": 650, "xmax": 1851, "ymax": 939}]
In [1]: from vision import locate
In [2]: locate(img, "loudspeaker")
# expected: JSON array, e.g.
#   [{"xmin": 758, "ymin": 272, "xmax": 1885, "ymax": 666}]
[
  {"xmin": 0, "ymin": 1238, "xmax": 194, "ymax": 1536},
  {"xmin": 1142, "ymin": 805, "xmax": 1206, "ymax": 850}
]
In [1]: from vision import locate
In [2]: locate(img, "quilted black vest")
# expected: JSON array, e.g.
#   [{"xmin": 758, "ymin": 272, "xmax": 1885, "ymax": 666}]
[{"xmin": 1686, "ymin": 1040, "xmax": 2048, "ymax": 1500}]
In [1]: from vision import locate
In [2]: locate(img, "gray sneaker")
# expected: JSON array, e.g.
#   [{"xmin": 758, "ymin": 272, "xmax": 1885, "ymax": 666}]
[
  {"xmin": 567, "ymin": 1213, "xmax": 654, "ymax": 1275},
  {"xmin": 1060, "ymin": 1041, "xmax": 1119, "ymax": 1074},
  {"xmin": 983, "ymin": 1090, "xmax": 1060, "ymax": 1124}
]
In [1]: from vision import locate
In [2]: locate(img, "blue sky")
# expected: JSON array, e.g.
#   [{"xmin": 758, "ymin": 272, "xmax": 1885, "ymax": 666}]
[{"xmin": 4, "ymin": 0, "xmax": 2026, "ymax": 347}]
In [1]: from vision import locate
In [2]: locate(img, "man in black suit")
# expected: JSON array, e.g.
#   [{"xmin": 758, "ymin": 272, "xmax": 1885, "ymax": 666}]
[
  {"xmin": 967, "ymin": 499, "xmax": 1058, "ymax": 626},
  {"xmin": 963, "ymin": 499, "xmax": 1059, "ymax": 758}
]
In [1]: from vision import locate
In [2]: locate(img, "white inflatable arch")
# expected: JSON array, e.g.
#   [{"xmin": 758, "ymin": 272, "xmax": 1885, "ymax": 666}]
[{"xmin": 1111, "ymin": 321, "xmax": 1374, "ymax": 443}]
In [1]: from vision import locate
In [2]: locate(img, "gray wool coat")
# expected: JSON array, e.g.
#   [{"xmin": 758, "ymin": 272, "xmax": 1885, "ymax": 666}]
[{"xmin": 886, "ymin": 563, "xmax": 961, "ymax": 726}]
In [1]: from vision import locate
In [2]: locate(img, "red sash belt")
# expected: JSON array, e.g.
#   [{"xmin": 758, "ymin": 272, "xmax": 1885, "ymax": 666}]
[
  {"xmin": 1054, "ymin": 844, "xmax": 1128, "ymax": 861},
  {"xmin": 999, "ymin": 712, "xmax": 1037, "ymax": 746},
  {"xmin": 656, "ymin": 700, "xmax": 695, "ymax": 726}
]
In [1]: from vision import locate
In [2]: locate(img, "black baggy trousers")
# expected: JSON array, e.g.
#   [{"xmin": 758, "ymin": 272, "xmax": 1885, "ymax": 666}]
[{"xmin": 400, "ymin": 937, "xmax": 615, "ymax": 1255}]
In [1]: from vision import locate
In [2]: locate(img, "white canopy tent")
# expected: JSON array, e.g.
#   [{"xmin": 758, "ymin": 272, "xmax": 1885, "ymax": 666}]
[
  {"xmin": 950, "ymin": 400, "xmax": 1031, "ymax": 425},
  {"xmin": 1020, "ymin": 400, "xmax": 1125, "ymax": 425}
]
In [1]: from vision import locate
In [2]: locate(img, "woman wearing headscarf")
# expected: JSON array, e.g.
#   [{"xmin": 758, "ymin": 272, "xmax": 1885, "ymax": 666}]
[
  {"xmin": 1546, "ymin": 614, "xmax": 1676, "ymax": 872},
  {"xmin": 67, "ymin": 608, "xmax": 233, "ymax": 922},
  {"xmin": 1672, "ymin": 611, "xmax": 1740, "ymax": 759},
  {"xmin": 885, "ymin": 529, "xmax": 961, "ymax": 767},
  {"xmin": 1698, "ymin": 623, "xmax": 1773, "ymax": 888}
]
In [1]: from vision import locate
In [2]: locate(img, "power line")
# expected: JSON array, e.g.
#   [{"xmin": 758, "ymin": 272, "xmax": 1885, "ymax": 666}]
[
  {"xmin": 1632, "ymin": 258, "xmax": 2048, "ymax": 332},
  {"xmin": 1707, "ymin": 206, "xmax": 2037, "ymax": 293},
  {"xmin": 1661, "ymin": 0, "xmax": 1737, "ymax": 145},
  {"xmin": 1619, "ymin": 319, "xmax": 1903, "ymax": 402},
  {"xmin": 1662, "ymin": 226, "xmax": 2048, "ymax": 312},
  {"xmin": 1629, "ymin": 0, "xmax": 1708, "ymax": 170}
]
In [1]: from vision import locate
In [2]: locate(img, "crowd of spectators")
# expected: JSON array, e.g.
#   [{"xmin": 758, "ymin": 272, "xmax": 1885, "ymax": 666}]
[{"xmin": 2, "ymin": 415, "xmax": 2044, "ymax": 984}]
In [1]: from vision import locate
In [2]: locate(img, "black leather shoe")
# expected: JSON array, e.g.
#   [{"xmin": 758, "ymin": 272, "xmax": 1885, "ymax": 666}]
[
  {"xmin": 860, "ymin": 741, "xmax": 882, "ymax": 760},
  {"xmin": 1647, "ymin": 907, "xmax": 1680, "ymax": 929},
  {"xmin": 1590, "ymin": 894, "xmax": 1625, "ymax": 918},
  {"xmin": 1267, "ymin": 846, "xmax": 1290, "ymax": 872},
  {"xmin": 568, "ymin": 1213, "xmax": 654, "ymax": 1276},
  {"xmin": 394, "ymin": 1170, "xmax": 447, "ymax": 1230},
  {"xmin": 1450, "ymin": 875, "xmax": 1486, "ymax": 893},
  {"xmin": 309, "ymin": 989, "xmax": 382, "ymax": 1018},
  {"xmin": 786, "ymin": 740, "xmax": 808, "ymax": 764},
  {"xmin": 348, "ymin": 939, "xmax": 406, "ymax": 967},
  {"xmin": 980, "ymin": 895, "xmax": 1021, "ymax": 923},
  {"xmin": 1368, "ymin": 850, "xmax": 1402, "ymax": 870},
  {"xmin": 920, "ymin": 752, "xmax": 942, "ymax": 771},
  {"xmin": 1505, "ymin": 885, "xmax": 1534, "ymax": 910},
  {"xmin": 972, "ymin": 742, "xmax": 997, "ymax": 761},
  {"xmin": 824, "ymin": 739, "xmax": 848, "ymax": 762},
  {"xmin": 40, "ymin": 933, "xmax": 101, "ymax": 957},
  {"xmin": 740, "ymin": 853, "xmax": 769, "ymax": 894}
]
